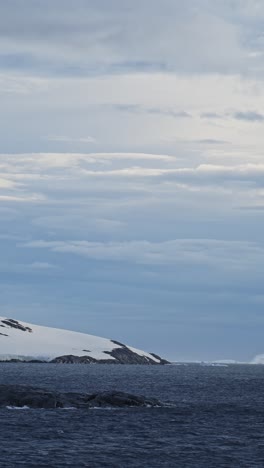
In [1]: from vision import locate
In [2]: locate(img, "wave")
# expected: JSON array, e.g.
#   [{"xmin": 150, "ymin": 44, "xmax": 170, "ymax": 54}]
[{"xmin": 6, "ymin": 405, "xmax": 30, "ymax": 410}]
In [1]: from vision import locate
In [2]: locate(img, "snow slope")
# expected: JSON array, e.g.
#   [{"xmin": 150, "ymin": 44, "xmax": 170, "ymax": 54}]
[{"xmin": 0, "ymin": 317, "xmax": 165, "ymax": 364}]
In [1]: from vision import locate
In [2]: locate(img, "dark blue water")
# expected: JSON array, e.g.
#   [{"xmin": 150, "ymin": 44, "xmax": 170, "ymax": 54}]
[{"xmin": 1, "ymin": 364, "xmax": 264, "ymax": 467}]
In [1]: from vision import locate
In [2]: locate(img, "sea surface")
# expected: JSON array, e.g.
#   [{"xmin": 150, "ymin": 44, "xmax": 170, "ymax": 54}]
[{"xmin": 1, "ymin": 363, "xmax": 264, "ymax": 467}]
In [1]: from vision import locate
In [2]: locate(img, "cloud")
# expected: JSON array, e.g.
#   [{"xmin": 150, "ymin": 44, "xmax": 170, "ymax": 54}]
[
  {"xmin": 0, "ymin": 152, "xmax": 175, "ymax": 173},
  {"xmin": 0, "ymin": 1, "xmax": 251, "ymax": 77},
  {"xmin": 73, "ymin": 163, "xmax": 264, "ymax": 191},
  {"xmin": 190, "ymin": 139, "xmax": 229, "ymax": 145},
  {"xmin": 85, "ymin": 152, "xmax": 175, "ymax": 162},
  {"xmin": 239, "ymin": 205, "xmax": 264, "ymax": 211},
  {"xmin": 200, "ymin": 110, "xmax": 264, "ymax": 122},
  {"xmin": 200, "ymin": 112, "xmax": 222, "ymax": 119},
  {"xmin": 232, "ymin": 111, "xmax": 264, "ymax": 122},
  {"xmin": 29, "ymin": 262, "xmax": 58, "ymax": 270},
  {"xmin": 0, "ymin": 194, "xmax": 45, "ymax": 203},
  {"xmin": 0, "ymin": 260, "xmax": 58, "ymax": 274},
  {"xmin": 0, "ymin": 178, "xmax": 17, "ymax": 188},
  {"xmin": 0, "ymin": 73, "xmax": 49, "ymax": 94},
  {"xmin": 113, "ymin": 104, "xmax": 192, "ymax": 119},
  {"xmin": 21, "ymin": 238, "xmax": 264, "ymax": 272},
  {"xmin": 2, "ymin": 2, "xmax": 264, "ymax": 360},
  {"xmin": 2, "ymin": 153, "xmax": 264, "ymax": 210},
  {"xmin": 32, "ymin": 215, "xmax": 126, "ymax": 234},
  {"xmin": 47, "ymin": 136, "xmax": 96, "ymax": 144}
]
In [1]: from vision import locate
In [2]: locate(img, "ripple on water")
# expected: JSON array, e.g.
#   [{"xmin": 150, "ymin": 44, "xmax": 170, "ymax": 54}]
[{"xmin": 1, "ymin": 363, "xmax": 264, "ymax": 467}]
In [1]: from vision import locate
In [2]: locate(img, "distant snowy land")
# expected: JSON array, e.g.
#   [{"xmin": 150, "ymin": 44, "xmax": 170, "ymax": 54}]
[
  {"xmin": 250, "ymin": 355, "xmax": 264, "ymax": 365},
  {"xmin": 0, "ymin": 317, "xmax": 168, "ymax": 365}
]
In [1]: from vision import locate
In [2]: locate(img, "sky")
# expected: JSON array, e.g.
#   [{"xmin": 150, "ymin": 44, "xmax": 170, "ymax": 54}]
[{"xmin": 1, "ymin": 0, "xmax": 264, "ymax": 361}]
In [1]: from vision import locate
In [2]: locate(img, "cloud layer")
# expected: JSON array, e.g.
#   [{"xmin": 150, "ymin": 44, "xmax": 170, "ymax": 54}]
[{"xmin": 1, "ymin": 1, "xmax": 264, "ymax": 361}]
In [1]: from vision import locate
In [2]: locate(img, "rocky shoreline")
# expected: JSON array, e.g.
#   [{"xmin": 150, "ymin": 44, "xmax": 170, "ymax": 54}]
[
  {"xmin": 0, "ymin": 345, "xmax": 169, "ymax": 365},
  {"xmin": 0, "ymin": 385, "xmax": 163, "ymax": 409}
]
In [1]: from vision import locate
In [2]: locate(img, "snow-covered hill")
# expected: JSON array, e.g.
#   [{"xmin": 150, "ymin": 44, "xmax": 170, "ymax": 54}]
[{"xmin": 0, "ymin": 317, "xmax": 168, "ymax": 364}]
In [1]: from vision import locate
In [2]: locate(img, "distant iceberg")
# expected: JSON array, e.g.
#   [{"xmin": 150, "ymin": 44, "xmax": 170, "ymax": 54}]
[{"xmin": 251, "ymin": 354, "xmax": 264, "ymax": 364}]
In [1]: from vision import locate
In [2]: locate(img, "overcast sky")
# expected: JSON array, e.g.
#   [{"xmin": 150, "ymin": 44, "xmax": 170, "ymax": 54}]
[{"xmin": 1, "ymin": 0, "xmax": 264, "ymax": 361}]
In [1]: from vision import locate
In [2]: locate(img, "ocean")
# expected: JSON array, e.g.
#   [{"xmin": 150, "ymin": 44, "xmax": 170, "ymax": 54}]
[{"xmin": 1, "ymin": 363, "xmax": 264, "ymax": 467}]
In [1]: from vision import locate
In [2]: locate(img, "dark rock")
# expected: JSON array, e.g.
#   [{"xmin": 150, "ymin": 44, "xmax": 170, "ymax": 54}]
[
  {"xmin": 0, "ymin": 385, "xmax": 60, "ymax": 408},
  {"xmin": 50, "ymin": 355, "xmax": 97, "ymax": 364},
  {"xmin": 104, "ymin": 347, "xmax": 158, "ymax": 364},
  {"xmin": 0, "ymin": 385, "xmax": 163, "ymax": 409},
  {"xmin": 50, "ymin": 349, "xmax": 169, "ymax": 365},
  {"xmin": 49, "ymin": 346, "xmax": 169, "ymax": 365},
  {"xmin": 0, "ymin": 351, "xmax": 170, "ymax": 365},
  {"xmin": 111, "ymin": 339, "xmax": 126, "ymax": 347},
  {"xmin": 1, "ymin": 319, "xmax": 32, "ymax": 333},
  {"xmin": 105, "ymin": 341, "xmax": 170, "ymax": 364},
  {"xmin": 150, "ymin": 353, "xmax": 170, "ymax": 365},
  {"xmin": 84, "ymin": 391, "xmax": 161, "ymax": 408}
]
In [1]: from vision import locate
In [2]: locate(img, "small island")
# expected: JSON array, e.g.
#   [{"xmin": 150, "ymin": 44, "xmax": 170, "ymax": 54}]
[{"xmin": 0, "ymin": 385, "xmax": 163, "ymax": 409}]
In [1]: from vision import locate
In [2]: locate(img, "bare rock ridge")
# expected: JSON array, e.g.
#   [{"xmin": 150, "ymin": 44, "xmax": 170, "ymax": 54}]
[
  {"xmin": 0, "ymin": 385, "xmax": 163, "ymax": 409},
  {"xmin": 52, "ymin": 340, "xmax": 169, "ymax": 364},
  {"xmin": 0, "ymin": 317, "xmax": 169, "ymax": 365},
  {"xmin": 1, "ymin": 319, "xmax": 32, "ymax": 333}
]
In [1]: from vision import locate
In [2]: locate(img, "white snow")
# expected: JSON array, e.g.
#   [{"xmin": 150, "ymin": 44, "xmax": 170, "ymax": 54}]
[{"xmin": 0, "ymin": 317, "xmax": 160, "ymax": 363}]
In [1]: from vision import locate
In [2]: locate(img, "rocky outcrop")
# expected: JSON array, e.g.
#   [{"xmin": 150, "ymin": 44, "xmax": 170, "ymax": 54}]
[
  {"xmin": 83, "ymin": 391, "xmax": 161, "ymax": 408},
  {"xmin": 150, "ymin": 353, "xmax": 169, "ymax": 365},
  {"xmin": 51, "ymin": 355, "xmax": 98, "ymax": 364},
  {"xmin": 49, "ymin": 340, "xmax": 169, "ymax": 365},
  {"xmin": 50, "ymin": 347, "xmax": 170, "ymax": 365},
  {"xmin": 105, "ymin": 340, "xmax": 169, "ymax": 364},
  {"xmin": 1, "ymin": 319, "xmax": 32, "ymax": 333},
  {"xmin": 105, "ymin": 347, "xmax": 161, "ymax": 364},
  {"xmin": 0, "ymin": 385, "xmax": 162, "ymax": 409}
]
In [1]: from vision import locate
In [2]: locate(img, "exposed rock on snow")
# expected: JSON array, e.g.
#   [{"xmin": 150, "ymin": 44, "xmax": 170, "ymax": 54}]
[{"xmin": 0, "ymin": 317, "xmax": 169, "ymax": 365}]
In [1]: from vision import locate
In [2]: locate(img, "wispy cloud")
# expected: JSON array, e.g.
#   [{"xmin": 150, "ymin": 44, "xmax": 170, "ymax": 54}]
[
  {"xmin": 232, "ymin": 111, "xmax": 264, "ymax": 122},
  {"xmin": 47, "ymin": 135, "xmax": 96, "ymax": 143},
  {"xmin": 201, "ymin": 110, "xmax": 264, "ymax": 122},
  {"xmin": 113, "ymin": 104, "xmax": 192, "ymax": 119},
  {"xmin": 0, "ymin": 1, "xmax": 247, "ymax": 77},
  {"xmin": 21, "ymin": 238, "xmax": 264, "ymax": 272},
  {"xmin": 200, "ymin": 112, "xmax": 222, "ymax": 119},
  {"xmin": 193, "ymin": 139, "xmax": 229, "ymax": 145}
]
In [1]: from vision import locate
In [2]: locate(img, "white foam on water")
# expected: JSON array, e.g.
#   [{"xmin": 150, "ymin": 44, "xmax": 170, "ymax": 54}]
[
  {"xmin": 58, "ymin": 407, "xmax": 77, "ymax": 410},
  {"xmin": 6, "ymin": 405, "xmax": 30, "ymax": 410}
]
